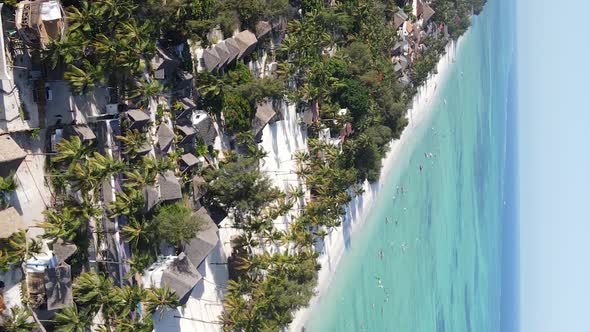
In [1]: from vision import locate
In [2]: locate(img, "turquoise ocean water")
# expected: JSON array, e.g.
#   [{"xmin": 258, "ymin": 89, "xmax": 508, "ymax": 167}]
[{"xmin": 307, "ymin": 0, "xmax": 517, "ymax": 331}]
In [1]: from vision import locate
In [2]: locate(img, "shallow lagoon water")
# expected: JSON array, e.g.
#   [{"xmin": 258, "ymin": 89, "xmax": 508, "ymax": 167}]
[{"xmin": 307, "ymin": 0, "xmax": 516, "ymax": 331}]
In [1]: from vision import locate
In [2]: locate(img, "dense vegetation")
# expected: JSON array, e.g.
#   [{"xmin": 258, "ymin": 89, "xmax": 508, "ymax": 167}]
[{"xmin": 0, "ymin": 0, "xmax": 485, "ymax": 330}]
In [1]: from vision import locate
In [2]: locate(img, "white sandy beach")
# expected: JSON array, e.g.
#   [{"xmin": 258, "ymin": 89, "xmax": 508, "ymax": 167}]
[
  {"xmin": 288, "ymin": 38, "xmax": 465, "ymax": 331},
  {"xmin": 152, "ymin": 36, "xmax": 465, "ymax": 332}
]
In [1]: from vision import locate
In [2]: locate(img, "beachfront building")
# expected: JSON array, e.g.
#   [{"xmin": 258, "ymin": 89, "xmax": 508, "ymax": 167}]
[
  {"xmin": 0, "ymin": 135, "xmax": 27, "ymax": 177},
  {"xmin": 15, "ymin": 0, "xmax": 66, "ymax": 50},
  {"xmin": 252, "ymin": 100, "xmax": 276, "ymax": 140},
  {"xmin": 143, "ymin": 208, "xmax": 220, "ymax": 303}
]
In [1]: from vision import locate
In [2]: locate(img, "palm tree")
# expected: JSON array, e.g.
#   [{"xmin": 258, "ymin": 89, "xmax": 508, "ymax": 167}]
[
  {"xmin": 87, "ymin": 152, "xmax": 125, "ymax": 183},
  {"xmin": 127, "ymin": 79, "xmax": 163, "ymax": 107},
  {"xmin": 122, "ymin": 169, "xmax": 152, "ymax": 190},
  {"xmin": 53, "ymin": 136, "xmax": 89, "ymax": 165},
  {"xmin": 117, "ymin": 19, "xmax": 155, "ymax": 56},
  {"xmin": 116, "ymin": 129, "xmax": 149, "ymax": 159},
  {"xmin": 44, "ymin": 35, "xmax": 82, "ymax": 69},
  {"xmin": 121, "ymin": 217, "xmax": 155, "ymax": 249},
  {"xmin": 144, "ymin": 285, "xmax": 180, "ymax": 320},
  {"xmin": 64, "ymin": 60, "xmax": 105, "ymax": 95},
  {"xmin": 5, "ymin": 231, "xmax": 42, "ymax": 261},
  {"xmin": 99, "ymin": 0, "xmax": 135, "ymax": 21},
  {"xmin": 66, "ymin": 1, "xmax": 99, "ymax": 35},
  {"xmin": 1, "ymin": 305, "xmax": 37, "ymax": 332},
  {"xmin": 73, "ymin": 271, "xmax": 122, "ymax": 319},
  {"xmin": 112, "ymin": 284, "xmax": 148, "ymax": 318},
  {"xmin": 107, "ymin": 189, "xmax": 144, "ymax": 218},
  {"xmin": 0, "ymin": 172, "xmax": 18, "ymax": 208},
  {"xmin": 38, "ymin": 208, "xmax": 82, "ymax": 241},
  {"xmin": 53, "ymin": 305, "xmax": 89, "ymax": 332}
]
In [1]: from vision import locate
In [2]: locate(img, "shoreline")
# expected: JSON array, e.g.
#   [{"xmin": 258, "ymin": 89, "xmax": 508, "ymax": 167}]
[{"xmin": 289, "ymin": 36, "xmax": 466, "ymax": 331}]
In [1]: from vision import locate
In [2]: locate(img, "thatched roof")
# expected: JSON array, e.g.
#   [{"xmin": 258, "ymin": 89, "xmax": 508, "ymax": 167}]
[
  {"xmin": 161, "ymin": 253, "xmax": 202, "ymax": 304},
  {"xmin": 66, "ymin": 125, "xmax": 95, "ymax": 141},
  {"xmin": 202, "ymin": 47, "xmax": 221, "ymax": 72},
  {"xmin": 194, "ymin": 114, "xmax": 218, "ymax": 146},
  {"xmin": 180, "ymin": 153, "xmax": 200, "ymax": 169},
  {"xmin": 0, "ymin": 207, "xmax": 26, "ymax": 239},
  {"xmin": 234, "ymin": 30, "xmax": 258, "ymax": 59},
  {"xmin": 252, "ymin": 100, "xmax": 276, "ymax": 136},
  {"xmin": 52, "ymin": 239, "xmax": 77, "ymax": 263},
  {"xmin": 156, "ymin": 123, "xmax": 175, "ymax": 151},
  {"xmin": 255, "ymin": 21, "xmax": 272, "ymax": 38},
  {"xmin": 184, "ymin": 208, "xmax": 219, "ymax": 268},
  {"xmin": 422, "ymin": 2, "xmax": 435, "ymax": 24},
  {"xmin": 152, "ymin": 47, "xmax": 180, "ymax": 80},
  {"xmin": 0, "ymin": 135, "xmax": 26, "ymax": 176},
  {"xmin": 224, "ymin": 38, "xmax": 240, "ymax": 64},
  {"xmin": 158, "ymin": 170, "xmax": 182, "ymax": 201},
  {"xmin": 44, "ymin": 263, "xmax": 73, "ymax": 311},
  {"xmin": 214, "ymin": 42, "xmax": 231, "ymax": 68},
  {"xmin": 143, "ymin": 185, "xmax": 159, "ymax": 212},
  {"xmin": 177, "ymin": 125, "xmax": 196, "ymax": 137},
  {"xmin": 394, "ymin": 10, "xmax": 408, "ymax": 28},
  {"xmin": 192, "ymin": 176, "xmax": 206, "ymax": 201},
  {"xmin": 126, "ymin": 109, "xmax": 150, "ymax": 126}
]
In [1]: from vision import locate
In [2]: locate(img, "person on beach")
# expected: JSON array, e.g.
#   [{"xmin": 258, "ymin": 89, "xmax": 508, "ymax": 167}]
[{"xmin": 419, "ymin": 165, "xmax": 423, "ymax": 172}]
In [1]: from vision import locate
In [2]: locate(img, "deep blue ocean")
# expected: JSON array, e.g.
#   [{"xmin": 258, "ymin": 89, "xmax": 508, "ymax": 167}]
[{"xmin": 306, "ymin": 0, "xmax": 518, "ymax": 330}]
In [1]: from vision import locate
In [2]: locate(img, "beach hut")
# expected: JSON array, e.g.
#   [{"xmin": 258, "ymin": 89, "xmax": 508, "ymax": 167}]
[
  {"xmin": 156, "ymin": 123, "xmax": 175, "ymax": 152},
  {"xmin": 0, "ymin": 207, "xmax": 27, "ymax": 239},
  {"xmin": 158, "ymin": 170, "xmax": 182, "ymax": 201},
  {"xmin": 0, "ymin": 135, "xmax": 26, "ymax": 177},
  {"xmin": 224, "ymin": 38, "xmax": 241, "ymax": 65},
  {"xmin": 184, "ymin": 208, "xmax": 219, "ymax": 268},
  {"xmin": 252, "ymin": 100, "xmax": 276, "ymax": 138},
  {"xmin": 202, "ymin": 46, "xmax": 221, "ymax": 72},
  {"xmin": 421, "ymin": 2, "xmax": 436, "ymax": 25},
  {"xmin": 393, "ymin": 10, "xmax": 408, "ymax": 28},
  {"xmin": 179, "ymin": 153, "xmax": 200, "ymax": 171},
  {"xmin": 151, "ymin": 47, "xmax": 180, "ymax": 80},
  {"xmin": 51, "ymin": 239, "xmax": 77, "ymax": 263},
  {"xmin": 255, "ymin": 21, "xmax": 272, "ymax": 38},
  {"xmin": 144, "ymin": 253, "xmax": 202, "ymax": 305},
  {"xmin": 234, "ymin": 30, "xmax": 258, "ymax": 59},
  {"xmin": 143, "ymin": 185, "xmax": 159, "ymax": 212},
  {"xmin": 193, "ymin": 112, "xmax": 218, "ymax": 147},
  {"xmin": 125, "ymin": 109, "xmax": 150, "ymax": 129},
  {"xmin": 214, "ymin": 42, "xmax": 231, "ymax": 68}
]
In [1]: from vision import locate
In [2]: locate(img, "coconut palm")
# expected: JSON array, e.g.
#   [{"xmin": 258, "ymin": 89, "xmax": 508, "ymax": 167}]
[
  {"xmin": 87, "ymin": 152, "xmax": 125, "ymax": 183},
  {"xmin": 5, "ymin": 231, "xmax": 42, "ymax": 261},
  {"xmin": 1, "ymin": 305, "xmax": 37, "ymax": 332},
  {"xmin": 54, "ymin": 136, "xmax": 89, "ymax": 165},
  {"xmin": 121, "ymin": 217, "xmax": 155, "ymax": 249},
  {"xmin": 117, "ymin": 19, "xmax": 155, "ymax": 55},
  {"xmin": 67, "ymin": 162, "xmax": 102, "ymax": 194},
  {"xmin": 122, "ymin": 169, "xmax": 152, "ymax": 190},
  {"xmin": 144, "ymin": 285, "xmax": 179, "ymax": 320},
  {"xmin": 98, "ymin": 0, "xmax": 135, "ymax": 21},
  {"xmin": 73, "ymin": 271, "xmax": 122, "ymax": 318},
  {"xmin": 44, "ymin": 35, "xmax": 82, "ymax": 69},
  {"xmin": 64, "ymin": 60, "xmax": 106, "ymax": 95},
  {"xmin": 0, "ymin": 172, "xmax": 18, "ymax": 208},
  {"xmin": 38, "ymin": 208, "xmax": 82, "ymax": 241},
  {"xmin": 53, "ymin": 305, "xmax": 88, "ymax": 332},
  {"xmin": 66, "ymin": 1, "xmax": 100, "ymax": 35},
  {"xmin": 112, "ymin": 284, "xmax": 148, "ymax": 318},
  {"xmin": 107, "ymin": 189, "xmax": 144, "ymax": 218},
  {"xmin": 116, "ymin": 129, "xmax": 149, "ymax": 159},
  {"xmin": 127, "ymin": 79, "xmax": 163, "ymax": 107}
]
